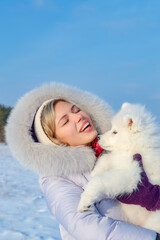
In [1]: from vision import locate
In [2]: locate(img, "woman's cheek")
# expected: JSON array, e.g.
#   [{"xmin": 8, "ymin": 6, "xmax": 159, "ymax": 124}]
[{"xmin": 65, "ymin": 125, "xmax": 75, "ymax": 137}]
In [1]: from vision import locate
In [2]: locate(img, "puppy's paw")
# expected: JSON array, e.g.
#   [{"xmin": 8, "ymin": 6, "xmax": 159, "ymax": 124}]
[
  {"xmin": 77, "ymin": 202, "xmax": 91, "ymax": 213},
  {"xmin": 77, "ymin": 193, "xmax": 93, "ymax": 212}
]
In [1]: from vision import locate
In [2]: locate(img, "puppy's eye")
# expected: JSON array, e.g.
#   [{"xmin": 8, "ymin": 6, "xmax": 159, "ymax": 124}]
[{"xmin": 113, "ymin": 131, "xmax": 118, "ymax": 134}]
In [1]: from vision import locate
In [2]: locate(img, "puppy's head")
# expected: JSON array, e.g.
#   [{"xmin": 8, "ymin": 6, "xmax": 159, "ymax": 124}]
[{"xmin": 98, "ymin": 103, "xmax": 153, "ymax": 151}]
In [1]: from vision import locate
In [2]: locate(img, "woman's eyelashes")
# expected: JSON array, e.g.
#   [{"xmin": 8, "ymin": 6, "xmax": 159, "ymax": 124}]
[
  {"xmin": 62, "ymin": 118, "xmax": 68, "ymax": 126},
  {"xmin": 61, "ymin": 106, "xmax": 81, "ymax": 126}
]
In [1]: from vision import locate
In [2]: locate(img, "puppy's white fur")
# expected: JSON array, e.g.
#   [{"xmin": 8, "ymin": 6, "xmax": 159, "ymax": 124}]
[{"xmin": 78, "ymin": 103, "xmax": 160, "ymax": 233}]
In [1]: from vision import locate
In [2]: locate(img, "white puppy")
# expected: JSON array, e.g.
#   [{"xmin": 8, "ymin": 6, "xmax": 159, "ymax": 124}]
[{"xmin": 78, "ymin": 103, "xmax": 160, "ymax": 233}]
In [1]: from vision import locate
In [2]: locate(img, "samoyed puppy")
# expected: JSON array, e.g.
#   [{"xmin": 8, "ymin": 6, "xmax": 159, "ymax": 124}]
[{"xmin": 78, "ymin": 103, "xmax": 160, "ymax": 233}]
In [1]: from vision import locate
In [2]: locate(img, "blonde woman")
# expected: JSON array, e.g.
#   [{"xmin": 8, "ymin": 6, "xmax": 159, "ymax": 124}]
[{"xmin": 6, "ymin": 83, "xmax": 159, "ymax": 240}]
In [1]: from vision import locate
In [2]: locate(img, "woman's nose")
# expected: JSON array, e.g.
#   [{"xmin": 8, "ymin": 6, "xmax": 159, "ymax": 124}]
[{"xmin": 70, "ymin": 112, "xmax": 82, "ymax": 122}]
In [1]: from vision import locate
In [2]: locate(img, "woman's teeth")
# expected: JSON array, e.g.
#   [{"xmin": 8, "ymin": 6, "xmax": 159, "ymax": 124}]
[{"xmin": 81, "ymin": 123, "xmax": 90, "ymax": 132}]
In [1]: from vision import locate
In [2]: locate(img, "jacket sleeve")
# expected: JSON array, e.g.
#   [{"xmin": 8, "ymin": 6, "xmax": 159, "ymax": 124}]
[{"xmin": 39, "ymin": 176, "xmax": 157, "ymax": 240}]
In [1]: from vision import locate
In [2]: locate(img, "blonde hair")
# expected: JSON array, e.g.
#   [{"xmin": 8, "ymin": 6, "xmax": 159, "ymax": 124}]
[{"xmin": 41, "ymin": 99, "xmax": 67, "ymax": 145}]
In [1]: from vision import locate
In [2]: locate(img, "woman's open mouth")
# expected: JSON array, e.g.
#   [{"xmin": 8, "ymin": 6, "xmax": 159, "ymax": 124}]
[{"xmin": 80, "ymin": 121, "xmax": 93, "ymax": 133}]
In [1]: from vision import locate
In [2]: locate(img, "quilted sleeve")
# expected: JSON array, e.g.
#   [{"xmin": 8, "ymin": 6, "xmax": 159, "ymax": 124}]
[{"xmin": 39, "ymin": 176, "xmax": 156, "ymax": 240}]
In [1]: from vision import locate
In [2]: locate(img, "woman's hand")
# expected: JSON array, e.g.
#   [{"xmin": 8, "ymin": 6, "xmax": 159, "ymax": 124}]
[{"xmin": 117, "ymin": 154, "xmax": 160, "ymax": 211}]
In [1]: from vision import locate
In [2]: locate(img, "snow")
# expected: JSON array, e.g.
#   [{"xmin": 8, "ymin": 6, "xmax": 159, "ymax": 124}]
[{"xmin": 0, "ymin": 144, "xmax": 61, "ymax": 240}]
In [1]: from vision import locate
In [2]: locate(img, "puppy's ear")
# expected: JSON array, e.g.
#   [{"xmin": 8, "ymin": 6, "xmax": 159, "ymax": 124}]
[
  {"xmin": 121, "ymin": 102, "xmax": 130, "ymax": 109},
  {"xmin": 123, "ymin": 115, "xmax": 134, "ymax": 130},
  {"xmin": 123, "ymin": 115, "xmax": 141, "ymax": 133}
]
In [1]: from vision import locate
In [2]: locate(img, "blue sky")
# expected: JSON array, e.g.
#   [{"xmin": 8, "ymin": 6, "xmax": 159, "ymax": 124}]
[{"xmin": 0, "ymin": 0, "xmax": 160, "ymax": 119}]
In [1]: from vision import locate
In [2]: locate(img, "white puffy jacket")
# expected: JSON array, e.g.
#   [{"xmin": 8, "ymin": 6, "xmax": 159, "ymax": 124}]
[{"xmin": 6, "ymin": 82, "xmax": 157, "ymax": 240}]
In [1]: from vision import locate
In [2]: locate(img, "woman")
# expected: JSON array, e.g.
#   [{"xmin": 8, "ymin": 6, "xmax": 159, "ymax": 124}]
[{"xmin": 6, "ymin": 82, "xmax": 159, "ymax": 240}]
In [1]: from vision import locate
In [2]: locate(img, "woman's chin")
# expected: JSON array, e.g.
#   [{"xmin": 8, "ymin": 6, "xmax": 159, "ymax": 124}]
[{"xmin": 84, "ymin": 131, "xmax": 98, "ymax": 145}]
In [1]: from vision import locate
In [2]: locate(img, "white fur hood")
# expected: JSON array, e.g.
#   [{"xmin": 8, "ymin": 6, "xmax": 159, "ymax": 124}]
[{"xmin": 5, "ymin": 82, "xmax": 113, "ymax": 177}]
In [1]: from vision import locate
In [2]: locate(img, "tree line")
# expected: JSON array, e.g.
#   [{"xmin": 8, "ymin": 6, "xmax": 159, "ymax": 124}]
[{"xmin": 0, "ymin": 104, "xmax": 12, "ymax": 142}]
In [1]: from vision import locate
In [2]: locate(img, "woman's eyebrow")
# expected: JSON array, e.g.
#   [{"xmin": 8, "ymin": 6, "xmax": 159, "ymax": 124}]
[{"xmin": 58, "ymin": 105, "xmax": 75, "ymax": 125}]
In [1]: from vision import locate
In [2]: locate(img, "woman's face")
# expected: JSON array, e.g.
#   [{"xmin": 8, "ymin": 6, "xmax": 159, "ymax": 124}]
[{"xmin": 54, "ymin": 101, "xmax": 98, "ymax": 146}]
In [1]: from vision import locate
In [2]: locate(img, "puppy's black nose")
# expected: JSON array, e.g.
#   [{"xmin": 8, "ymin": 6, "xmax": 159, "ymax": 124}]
[{"xmin": 97, "ymin": 135, "xmax": 100, "ymax": 141}]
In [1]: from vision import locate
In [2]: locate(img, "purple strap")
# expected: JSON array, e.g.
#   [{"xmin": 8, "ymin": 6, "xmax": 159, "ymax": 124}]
[{"xmin": 117, "ymin": 154, "xmax": 160, "ymax": 211}]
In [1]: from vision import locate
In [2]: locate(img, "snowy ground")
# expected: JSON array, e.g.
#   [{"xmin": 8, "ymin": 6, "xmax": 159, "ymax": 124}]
[{"xmin": 0, "ymin": 144, "xmax": 61, "ymax": 240}]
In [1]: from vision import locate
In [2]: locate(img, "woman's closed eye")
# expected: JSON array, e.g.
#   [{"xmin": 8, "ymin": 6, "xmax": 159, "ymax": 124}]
[
  {"xmin": 61, "ymin": 118, "xmax": 69, "ymax": 126},
  {"xmin": 59, "ymin": 105, "xmax": 80, "ymax": 126}
]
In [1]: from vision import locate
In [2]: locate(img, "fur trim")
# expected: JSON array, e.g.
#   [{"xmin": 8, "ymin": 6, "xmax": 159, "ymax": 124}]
[{"xmin": 5, "ymin": 82, "xmax": 113, "ymax": 177}]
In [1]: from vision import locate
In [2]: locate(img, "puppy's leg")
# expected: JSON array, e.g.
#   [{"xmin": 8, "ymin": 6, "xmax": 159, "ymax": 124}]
[{"xmin": 77, "ymin": 175, "xmax": 103, "ymax": 212}]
